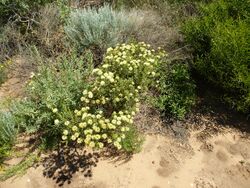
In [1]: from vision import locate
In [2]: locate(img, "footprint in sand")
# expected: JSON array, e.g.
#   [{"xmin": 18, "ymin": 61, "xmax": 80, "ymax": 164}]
[
  {"xmin": 216, "ymin": 150, "xmax": 228, "ymax": 162},
  {"xmin": 157, "ymin": 157, "xmax": 176, "ymax": 177}
]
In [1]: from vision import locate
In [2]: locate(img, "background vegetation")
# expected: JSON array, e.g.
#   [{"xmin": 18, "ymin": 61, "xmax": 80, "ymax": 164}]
[{"xmin": 182, "ymin": 0, "xmax": 250, "ymax": 113}]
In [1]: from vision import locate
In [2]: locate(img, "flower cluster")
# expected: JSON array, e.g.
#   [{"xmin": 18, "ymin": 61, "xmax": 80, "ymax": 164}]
[{"xmin": 59, "ymin": 42, "xmax": 166, "ymax": 151}]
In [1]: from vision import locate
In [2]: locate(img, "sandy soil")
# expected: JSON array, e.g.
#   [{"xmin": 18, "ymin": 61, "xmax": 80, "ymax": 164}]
[{"xmin": 1, "ymin": 127, "xmax": 250, "ymax": 188}]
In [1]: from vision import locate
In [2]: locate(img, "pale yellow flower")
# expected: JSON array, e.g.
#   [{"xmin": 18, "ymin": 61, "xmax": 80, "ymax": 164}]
[
  {"xmin": 89, "ymin": 141, "xmax": 95, "ymax": 148},
  {"xmin": 100, "ymin": 81, "xmax": 105, "ymax": 85},
  {"xmin": 54, "ymin": 119, "xmax": 60, "ymax": 125},
  {"xmin": 52, "ymin": 108, "xmax": 58, "ymax": 113},
  {"xmin": 63, "ymin": 130, "xmax": 69, "ymax": 135},
  {"xmin": 79, "ymin": 122, "xmax": 87, "ymax": 128},
  {"xmin": 102, "ymin": 134, "xmax": 107, "ymax": 139},
  {"xmin": 83, "ymin": 90, "xmax": 88, "ymax": 95},
  {"xmin": 88, "ymin": 91, "xmax": 93, "ymax": 99},
  {"xmin": 72, "ymin": 126, "xmax": 78, "ymax": 131},
  {"xmin": 98, "ymin": 142, "xmax": 104, "ymax": 149},
  {"xmin": 88, "ymin": 119, "xmax": 93, "ymax": 125},
  {"xmin": 77, "ymin": 138, "xmax": 83, "ymax": 144}
]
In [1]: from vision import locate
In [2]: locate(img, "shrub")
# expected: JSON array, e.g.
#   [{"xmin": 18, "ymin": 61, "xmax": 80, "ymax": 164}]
[
  {"xmin": 128, "ymin": 9, "xmax": 182, "ymax": 51},
  {"xmin": 182, "ymin": 0, "xmax": 250, "ymax": 113},
  {"xmin": 0, "ymin": 111, "xmax": 17, "ymax": 163},
  {"xmin": 36, "ymin": 4, "xmax": 63, "ymax": 55},
  {"xmin": 60, "ymin": 43, "xmax": 166, "ymax": 152},
  {"xmin": 0, "ymin": 0, "xmax": 55, "ymax": 25},
  {"xmin": 155, "ymin": 62, "xmax": 196, "ymax": 119},
  {"xmin": 64, "ymin": 5, "xmax": 137, "ymax": 52},
  {"xmin": 0, "ymin": 25, "xmax": 24, "ymax": 63},
  {"xmin": 6, "ymin": 52, "xmax": 93, "ymax": 149},
  {"xmin": 0, "ymin": 112, "xmax": 17, "ymax": 144}
]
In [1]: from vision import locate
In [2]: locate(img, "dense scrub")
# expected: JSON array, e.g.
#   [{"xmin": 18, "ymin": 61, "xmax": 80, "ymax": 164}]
[
  {"xmin": 0, "ymin": 0, "xmax": 55, "ymax": 25},
  {"xmin": 182, "ymin": 0, "xmax": 250, "ymax": 113}
]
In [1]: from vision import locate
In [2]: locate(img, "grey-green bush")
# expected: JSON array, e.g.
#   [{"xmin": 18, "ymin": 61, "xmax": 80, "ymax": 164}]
[
  {"xmin": 65, "ymin": 5, "xmax": 136, "ymax": 52},
  {"xmin": 0, "ymin": 111, "xmax": 17, "ymax": 145},
  {"xmin": 0, "ymin": 111, "xmax": 17, "ymax": 163}
]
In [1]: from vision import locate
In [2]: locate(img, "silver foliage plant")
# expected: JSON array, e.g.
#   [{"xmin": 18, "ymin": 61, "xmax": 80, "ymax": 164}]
[
  {"xmin": 0, "ymin": 111, "xmax": 17, "ymax": 145},
  {"xmin": 64, "ymin": 5, "xmax": 137, "ymax": 50}
]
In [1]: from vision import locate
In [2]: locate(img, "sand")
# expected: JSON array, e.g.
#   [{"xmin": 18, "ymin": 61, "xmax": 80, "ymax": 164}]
[{"xmin": 1, "ymin": 127, "xmax": 250, "ymax": 188}]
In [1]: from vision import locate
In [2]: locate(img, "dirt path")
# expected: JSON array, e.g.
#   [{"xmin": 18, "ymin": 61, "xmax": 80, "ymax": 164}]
[
  {"xmin": 0, "ymin": 57, "xmax": 32, "ymax": 101},
  {"xmin": 1, "ymin": 127, "xmax": 250, "ymax": 188}
]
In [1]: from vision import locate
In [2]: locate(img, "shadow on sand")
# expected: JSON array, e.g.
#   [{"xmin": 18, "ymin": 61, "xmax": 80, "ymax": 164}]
[
  {"xmin": 42, "ymin": 144, "xmax": 100, "ymax": 187},
  {"xmin": 42, "ymin": 143, "xmax": 132, "ymax": 187}
]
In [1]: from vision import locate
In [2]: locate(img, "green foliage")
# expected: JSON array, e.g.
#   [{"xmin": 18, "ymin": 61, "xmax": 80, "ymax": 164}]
[
  {"xmin": 0, "ymin": 145, "xmax": 12, "ymax": 165},
  {"xmin": 0, "ymin": 112, "xmax": 17, "ymax": 144},
  {"xmin": 0, "ymin": 0, "xmax": 55, "ymax": 24},
  {"xmin": 7, "ymin": 52, "xmax": 93, "ymax": 149},
  {"xmin": 61, "ymin": 43, "xmax": 166, "ymax": 153},
  {"xmin": 64, "ymin": 5, "xmax": 136, "ymax": 52},
  {"xmin": 56, "ymin": 0, "xmax": 71, "ymax": 21},
  {"xmin": 0, "ymin": 111, "xmax": 17, "ymax": 163},
  {"xmin": 155, "ymin": 63, "xmax": 196, "ymax": 119},
  {"xmin": 182, "ymin": 0, "xmax": 250, "ymax": 113},
  {"xmin": 120, "ymin": 125, "xmax": 144, "ymax": 153}
]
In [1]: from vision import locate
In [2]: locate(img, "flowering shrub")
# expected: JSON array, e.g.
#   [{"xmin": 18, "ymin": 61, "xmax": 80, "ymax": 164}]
[
  {"xmin": 59, "ymin": 43, "xmax": 166, "ymax": 152},
  {"xmin": 3, "ymin": 53, "xmax": 94, "ymax": 150}
]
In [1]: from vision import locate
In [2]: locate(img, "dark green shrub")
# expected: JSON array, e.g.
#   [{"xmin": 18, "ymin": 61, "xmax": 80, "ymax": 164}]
[
  {"xmin": 155, "ymin": 62, "xmax": 196, "ymax": 119},
  {"xmin": 182, "ymin": 0, "xmax": 250, "ymax": 113}
]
